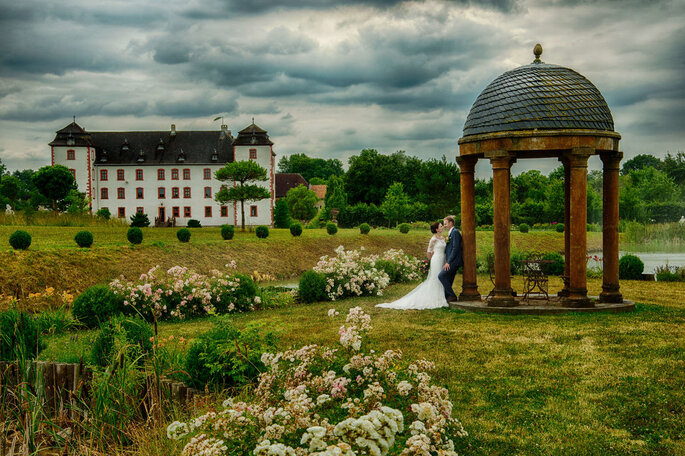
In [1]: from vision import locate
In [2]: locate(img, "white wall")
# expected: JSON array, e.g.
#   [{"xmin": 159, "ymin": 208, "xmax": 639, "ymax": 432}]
[
  {"xmin": 51, "ymin": 145, "xmax": 93, "ymax": 198},
  {"xmin": 233, "ymin": 144, "xmax": 274, "ymax": 226}
]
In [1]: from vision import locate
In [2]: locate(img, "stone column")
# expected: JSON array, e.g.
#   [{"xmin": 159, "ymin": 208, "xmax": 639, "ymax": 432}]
[
  {"xmin": 599, "ymin": 152, "xmax": 623, "ymax": 303},
  {"xmin": 487, "ymin": 151, "xmax": 516, "ymax": 306},
  {"xmin": 558, "ymin": 156, "xmax": 571, "ymax": 297},
  {"xmin": 456, "ymin": 156, "xmax": 480, "ymax": 301},
  {"xmin": 563, "ymin": 148, "xmax": 592, "ymax": 307}
]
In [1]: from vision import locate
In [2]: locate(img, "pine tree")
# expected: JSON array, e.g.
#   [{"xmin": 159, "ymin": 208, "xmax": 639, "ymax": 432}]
[{"xmin": 273, "ymin": 198, "xmax": 291, "ymax": 228}]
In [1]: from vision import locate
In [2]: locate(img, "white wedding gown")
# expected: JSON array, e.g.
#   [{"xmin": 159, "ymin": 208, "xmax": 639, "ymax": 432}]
[{"xmin": 376, "ymin": 236, "xmax": 448, "ymax": 310}]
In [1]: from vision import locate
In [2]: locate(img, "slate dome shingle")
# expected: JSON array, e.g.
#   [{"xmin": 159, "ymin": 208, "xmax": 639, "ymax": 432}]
[{"xmin": 463, "ymin": 57, "xmax": 614, "ymax": 137}]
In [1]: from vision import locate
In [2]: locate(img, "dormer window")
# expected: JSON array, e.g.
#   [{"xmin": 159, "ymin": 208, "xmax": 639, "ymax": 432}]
[
  {"xmin": 211, "ymin": 149, "xmax": 218, "ymax": 162},
  {"xmin": 157, "ymin": 139, "xmax": 165, "ymax": 152},
  {"xmin": 177, "ymin": 149, "xmax": 186, "ymax": 163},
  {"xmin": 121, "ymin": 139, "xmax": 130, "ymax": 156},
  {"xmin": 67, "ymin": 133, "xmax": 75, "ymax": 146},
  {"xmin": 137, "ymin": 149, "xmax": 145, "ymax": 162},
  {"xmin": 99, "ymin": 150, "xmax": 108, "ymax": 163}
]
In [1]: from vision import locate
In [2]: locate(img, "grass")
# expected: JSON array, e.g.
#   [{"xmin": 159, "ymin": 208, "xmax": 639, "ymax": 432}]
[
  {"xmin": 37, "ymin": 275, "xmax": 685, "ymax": 455},
  {"xmin": 0, "ymin": 225, "xmax": 603, "ymax": 306}
]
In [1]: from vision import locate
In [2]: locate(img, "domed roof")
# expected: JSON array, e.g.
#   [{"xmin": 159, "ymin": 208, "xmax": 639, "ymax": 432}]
[{"xmin": 462, "ymin": 46, "xmax": 614, "ymax": 137}]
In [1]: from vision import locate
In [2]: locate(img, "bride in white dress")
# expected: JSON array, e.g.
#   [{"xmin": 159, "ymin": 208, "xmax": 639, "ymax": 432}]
[{"xmin": 376, "ymin": 222, "xmax": 448, "ymax": 310}]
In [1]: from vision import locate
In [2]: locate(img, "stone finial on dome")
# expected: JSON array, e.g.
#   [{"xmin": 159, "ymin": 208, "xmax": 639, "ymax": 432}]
[{"xmin": 533, "ymin": 43, "xmax": 543, "ymax": 63}]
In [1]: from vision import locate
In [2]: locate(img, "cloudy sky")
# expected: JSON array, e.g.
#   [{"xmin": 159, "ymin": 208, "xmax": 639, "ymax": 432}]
[{"xmin": 1, "ymin": 0, "xmax": 683, "ymax": 176}]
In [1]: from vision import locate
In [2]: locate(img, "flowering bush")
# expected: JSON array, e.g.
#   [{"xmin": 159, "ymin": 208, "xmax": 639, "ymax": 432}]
[
  {"xmin": 167, "ymin": 307, "xmax": 467, "ymax": 455},
  {"xmin": 419, "ymin": 259, "xmax": 430, "ymax": 280},
  {"xmin": 586, "ymin": 255, "xmax": 603, "ymax": 279},
  {"xmin": 109, "ymin": 263, "xmax": 259, "ymax": 321},
  {"xmin": 312, "ymin": 247, "xmax": 420, "ymax": 301}
]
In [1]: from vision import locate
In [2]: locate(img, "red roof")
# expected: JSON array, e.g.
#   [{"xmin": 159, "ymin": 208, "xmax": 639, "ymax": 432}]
[
  {"xmin": 310, "ymin": 184, "xmax": 327, "ymax": 200},
  {"xmin": 275, "ymin": 173, "xmax": 308, "ymax": 198}
]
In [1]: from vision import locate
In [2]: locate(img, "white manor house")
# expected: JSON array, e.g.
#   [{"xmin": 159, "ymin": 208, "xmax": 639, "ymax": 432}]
[{"xmin": 49, "ymin": 120, "xmax": 275, "ymax": 227}]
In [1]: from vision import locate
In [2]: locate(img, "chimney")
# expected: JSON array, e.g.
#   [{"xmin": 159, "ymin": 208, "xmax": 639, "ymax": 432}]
[{"xmin": 170, "ymin": 124, "xmax": 176, "ymax": 136}]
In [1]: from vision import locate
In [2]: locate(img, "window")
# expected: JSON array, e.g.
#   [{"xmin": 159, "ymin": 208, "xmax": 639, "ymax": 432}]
[
  {"xmin": 250, "ymin": 205, "xmax": 258, "ymax": 217},
  {"xmin": 183, "ymin": 187, "xmax": 191, "ymax": 198},
  {"xmin": 117, "ymin": 169, "xmax": 125, "ymax": 181},
  {"xmin": 220, "ymin": 206, "xmax": 228, "ymax": 217},
  {"xmin": 69, "ymin": 169, "xmax": 76, "ymax": 179},
  {"xmin": 67, "ymin": 150, "xmax": 75, "ymax": 160},
  {"xmin": 100, "ymin": 169, "xmax": 108, "ymax": 181},
  {"xmin": 171, "ymin": 169, "xmax": 179, "ymax": 180},
  {"xmin": 135, "ymin": 169, "xmax": 143, "ymax": 180},
  {"xmin": 136, "ymin": 188, "xmax": 143, "ymax": 199},
  {"xmin": 184, "ymin": 207, "xmax": 191, "ymax": 217},
  {"xmin": 157, "ymin": 169, "xmax": 165, "ymax": 180},
  {"xmin": 204, "ymin": 168, "xmax": 211, "ymax": 180},
  {"xmin": 204, "ymin": 187, "xmax": 212, "ymax": 198},
  {"xmin": 101, "ymin": 188, "xmax": 109, "ymax": 199},
  {"xmin": 136, "ymin": 207, "xmax": 144, "ymax": 214},
  {"xmin": 172, "ymin": 187, "xmax": 179, "ymax": 199},
  {"xmin": 172, "ymin": 207, "xmax": 180, "ymax": 218},
  {"xmin": 183, "ymin": 169, "xmax": 190, "ymax": 180},
  {"xmin": 249, "ymin": 149, "xmax": 257, "ymax": 159},
  {"xmin": 118, "ymin": 207, "xmax": 126, "ymax": 218},
  {"xmin": 158, "ymin": 187, "xmax": 166, "ymax": 199},
  {"xmin": 205, "ymin": 206, "xmax": 212, "ymax": 217},
  {"xmin": 117, "ymin": 188, "xmax": 125, "ymax": 199}
]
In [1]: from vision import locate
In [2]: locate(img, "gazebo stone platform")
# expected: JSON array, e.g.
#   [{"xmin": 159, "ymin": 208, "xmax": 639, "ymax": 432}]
[{"xmin": 451, "ymin": 296, "xmax": 635, "ymax": 315}]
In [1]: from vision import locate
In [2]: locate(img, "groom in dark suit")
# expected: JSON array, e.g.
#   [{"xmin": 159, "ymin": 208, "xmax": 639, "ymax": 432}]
[{"xmin": 439, "ymin": 215, "xmax": 463, "ymax": 303}]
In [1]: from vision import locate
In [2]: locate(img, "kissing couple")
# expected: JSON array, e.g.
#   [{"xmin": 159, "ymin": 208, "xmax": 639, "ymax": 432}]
[{"xmin": 377, "ymin": 215, "xmax": 463, "ymax": 310}]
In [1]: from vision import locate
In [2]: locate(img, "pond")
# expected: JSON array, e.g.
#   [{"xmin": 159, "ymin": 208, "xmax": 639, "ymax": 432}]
[{"xmin": 593, "ymin": 251, "xmax": 685, "ymax": 274}]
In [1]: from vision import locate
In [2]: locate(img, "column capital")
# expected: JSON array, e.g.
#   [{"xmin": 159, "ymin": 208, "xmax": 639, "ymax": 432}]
[
  {"xmin": 485, "ymin": 150, "xmax": 515, "ymax": 169},
  {"xmin": 599, "ymin": 151, "xmax": 624, "ymax": 170},
  {"xmin": 456, "ymin": 155, "xmax": 477, "ymax": 173},
  {"xmin": 564, "ymin": 148, "xmax": 591, "ymax": 168}
]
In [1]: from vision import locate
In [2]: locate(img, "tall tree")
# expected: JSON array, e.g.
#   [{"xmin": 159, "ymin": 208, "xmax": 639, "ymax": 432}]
[
  {"xmin": 621, "ymin": 154, "xmax": 662, "ymax": 175},
  {"xmin": 414, "ymin": 156, "xmax": 460, "ymax": 219},
  {"xmin": 0, "ymin": 175, "xmax": 21, "ymax": 208},
  {"xmin": 286, "ymin": 184, "xmax": 318, "ymax": 223},
  {"xmin": 278, "ymin": 153, "xmax": 344, "ymax": 181},
  {"xmin": 273, "ymin": 198, "xmax": 291, "ymax": 228},
  {"xmin": 324, "ymin": 175, "xmax": 347, "ymax": 211},
  {"xmin": 215, "ymin": 161, "xmax": 271, "ymax": 231},
  {"xmin": 380, "ymin": 182, "xmax": 411, "ymax": 227},
  {"xmin": 31, "ymin": 165, "xmax": 76, "ymax": 212}
]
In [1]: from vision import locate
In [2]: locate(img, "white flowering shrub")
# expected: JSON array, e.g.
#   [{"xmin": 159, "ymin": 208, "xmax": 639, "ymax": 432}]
[
  {"xmin": 109, "ymin": 263, "xmax": 259, "ymax": 321},
  {"xmin": 168, "ymin": 307, "xmax": 467, "ymax": 455},
  {"xmin": 374, "ymin": 249, "xmax": 422, "ymax": 284}
]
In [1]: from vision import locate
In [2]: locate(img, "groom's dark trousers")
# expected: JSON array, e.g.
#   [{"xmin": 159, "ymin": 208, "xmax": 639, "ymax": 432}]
[{"xmin": 438, "ymin": 228, "xmax": 463, "ymax": 300}]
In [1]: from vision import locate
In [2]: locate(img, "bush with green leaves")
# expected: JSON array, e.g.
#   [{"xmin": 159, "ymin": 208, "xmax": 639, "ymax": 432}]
[
  {"xmin": 91, "ymin": 316, "xmax": 153, "ymax": 368},
  {"xmin": 214, "ymin": 273, "xmax": 257, "ymax": 314},
  {"xmin": 187, "ymin": 219, "xmax": 202, "ymax": 228},
  {"xmin": 398, "ymin": 223, "xmax": 410, "ymax": 234},
  {"xmin": 519, "ymin": 223, "xmax": 530, "ymax": 233},
  {"xmin": 298, "ymin": 270, "xmax": 328, "ymax": 303},
  {"xmin": 359, "ymin": 223, "xmax": 371, "ymax": 234},
  {"xmin": 541, "ymin": 252, "xmax": 565, "ymax": 276},
  {"xmin": 74, "ymin": 230, "xmax": 94, "ymax": 248},
  {"xmin": 0, "ymin": 309, "xmax": 45, "ymax": 361},
  {"xmin": 96, "ymin": 208, "xmax": 111, "ymax": 220},
  {"xmin": 619, "ymin": 254, "xmax": 645, "ymax": 280},
  {"xmin": 183, "ymin": 317, "xmax": 277, "ymax": 390},
  {"xmin": 555, "ymin": 223, "xmax": 564, "ymax": 233},
  {"xmin": 127, "ymin": 227, "xmax": 143, "ymax": 245},
  {"xmin": 289, "ymin": 222, "xmax": 303, "ymax": 237},
  {"xmin": 9, "ymin": 230, "xmax": 31, "ymax": 250},
  {"xmin": 177, "ymin": 228, "xmax": 191, "ymax": 243},
  {"xmin": 326, "ymin": 222, "xmax": 338, "ymax": 235},
  {"xmin": 72, "ymin": 285, "xmax": 124, "ymax": 328},
  {"xmin": 221, "ymin": 224, "xmax": 234, "ymax": 240},
  {"xmin": 256, "ymin": 225, "xmax": 269, "ymax": 238},
  {"xmin": 129, "ymin": 212, "xmax": 150, "ymax": 227}
]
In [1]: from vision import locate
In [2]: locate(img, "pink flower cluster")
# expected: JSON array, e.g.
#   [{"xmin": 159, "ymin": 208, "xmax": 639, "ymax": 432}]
[
  {"xmin": 168, "ymin": 307, "xmax": 467, "ymax": 455},
  {"xmin": 110, "ymin": 263, "xmax": 257, "ymax": 320}
]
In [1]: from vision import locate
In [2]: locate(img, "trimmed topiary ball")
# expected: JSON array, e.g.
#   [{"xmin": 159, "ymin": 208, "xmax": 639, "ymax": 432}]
[
  {"xmin": 519, "ymin": 223, "xmax": 530, "ymax": 233},
  {"xmin": 541, "ymin": 252, "xmax": 565, "ymax": 276},
  {"xmin": 9, "ymin": 230, "xmax": 32, "ymax": 250},
  {"xmin": 72, "ymin": 285, "xmax": 124, "ymax": 329},
  {"xmin": 398, "ymin": 223, "xmax": 410, "ymax": 234},
  {"xmin": 298, "ymin": 270, "xmax": 328, "ymax": 303},
  {"xmin": 177, "ymin": 228, "xmax": 191, "ymax": 243},
  {"xmin": 256, "ymin": 226, "xmax": 269, "ymax": 238},
  {"xmin": 127, "ymin": 227, "xmax": 143, "ymax": 245},
  {"xmin": 221, "ymin": 225, "xmax": 234, "ymax": 240},
  {"xmin": 619, "ymin": 254, "xmax": 644, "ymax": 280},
  {"xmin": 359, "ymin": 223, "xmax": 371, "ymax": 234},
  {"xmin": 326, "ymin": 223, "xmax": 338, "ymax": 235},
  {"xmin": 74, "ymin": 230, "xmax": 94, "ymax": 248},
  {"xmin": 555, "ymin": 223, "xmax": 564, "ymax": 233},
  {"xmin": 290, "ymin": 223, "xmax": 303, "ymax": 237},
  {"xmin": 188, "ymin": 219, "xmax": 202, "ymax": 228}
]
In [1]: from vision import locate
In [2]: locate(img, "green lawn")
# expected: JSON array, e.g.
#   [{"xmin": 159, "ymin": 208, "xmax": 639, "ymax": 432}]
[{"xmin": 39, "ymin": 276, "xmax": 685, "ymax": 456}]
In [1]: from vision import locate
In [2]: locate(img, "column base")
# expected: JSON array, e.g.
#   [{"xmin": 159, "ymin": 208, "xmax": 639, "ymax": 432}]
[
  {"xmin": 488, "ymin": 288, "xmax": 517, "ymax": 307},
  {"xmin": 561, "ymin": 287, "xmax": 593, "ymax": 308},
  {"xmin": 599, "ymin": 290, "xmax": 623, "ymax": 303},
  {"xmin": 459, "ymin": 284, "xmax": 481, "ymax": 302},
  {"xmin": 557, "ymin": 288, "xmax": 569, "ymax": 297}
]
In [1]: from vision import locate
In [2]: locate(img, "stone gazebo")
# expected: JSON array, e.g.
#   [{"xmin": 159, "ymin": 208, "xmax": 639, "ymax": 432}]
[{"xmin": 455, "ymin": 44, "xmax": 633, "ymax": 312}]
